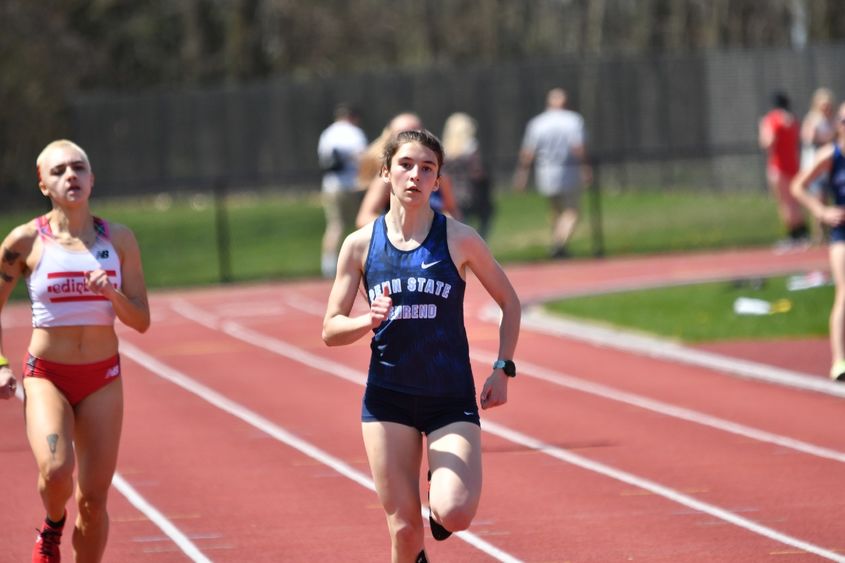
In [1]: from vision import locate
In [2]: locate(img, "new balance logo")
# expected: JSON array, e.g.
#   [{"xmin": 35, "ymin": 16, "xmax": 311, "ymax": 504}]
[
  {"xmin": 97, "ymin": 250, "xmax": 109, "ymax": 259},
  {"xmin": 421, "ymin": 260, "xmax": 441, "ymax": 270}
]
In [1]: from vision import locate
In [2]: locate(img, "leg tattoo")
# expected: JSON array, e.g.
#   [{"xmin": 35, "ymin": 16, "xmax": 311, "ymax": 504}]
[{"xmin": 47, "ymin": 434, "xmax": 59, "ymax": 458}]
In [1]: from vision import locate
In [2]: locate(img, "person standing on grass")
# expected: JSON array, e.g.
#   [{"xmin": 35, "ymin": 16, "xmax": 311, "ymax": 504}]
[
  {"xmin": 800, "ymin": 88, "xmax": 837, "ymax": 245},
  {"xmin": 514, "ymin": 87, "xmax": 592, "ymax": 259},
  {"xmin": 0, "ymin": 139, "xmax": 150, "ymax": 562},
  {"xmin": 322, "ymin": 129, "xmax": 520, "ymax": 562},
  {"xmin": 318, "ymin": 103, "xmax": 368, "ymax": 278},
  {"xmin": 791, "ymin": 102, "xmax": 845, "ymax": 381},
  {"xmin": 760, "ymin": 91, "xmax": 807, "ymax": 249}
]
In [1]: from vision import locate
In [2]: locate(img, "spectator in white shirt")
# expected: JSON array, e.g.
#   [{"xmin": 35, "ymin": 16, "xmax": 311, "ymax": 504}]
[
  {"xmin": 514, "ymin": 88, "xmax": 592, "ymax": 259},
  {"xmin": 318, "ymin": 103, "xmax": 368, "ymax": 278}
]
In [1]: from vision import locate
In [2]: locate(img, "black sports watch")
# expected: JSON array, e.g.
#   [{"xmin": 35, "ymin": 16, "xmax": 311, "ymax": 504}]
[{"xmin": 492, "ymin": 359, "xmax": 516, "ymax": 377}]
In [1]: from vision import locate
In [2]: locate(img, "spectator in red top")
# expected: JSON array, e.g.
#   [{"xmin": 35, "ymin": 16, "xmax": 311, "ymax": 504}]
[{"xmin": 759, "ymin": 91, "xmax": 808, "ymax": 247}]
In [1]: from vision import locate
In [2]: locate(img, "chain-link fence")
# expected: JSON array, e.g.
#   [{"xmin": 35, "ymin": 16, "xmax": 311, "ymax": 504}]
[
  {"xmin": 66, "ymin": 42, "xmax": 845, "ymax": 200},
  {"xmin": 7, "ymin": 42, "xmax": 844, "ymax": 276}
]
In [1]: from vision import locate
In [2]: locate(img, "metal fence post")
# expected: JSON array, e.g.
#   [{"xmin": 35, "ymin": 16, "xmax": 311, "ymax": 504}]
[
  {"xmin": 214, "ymin": 178, "xmax": 233, "ymax": 283},
  {"xmin": 589, "ymin": 160, "xmax": 605, "ymax": 258}
]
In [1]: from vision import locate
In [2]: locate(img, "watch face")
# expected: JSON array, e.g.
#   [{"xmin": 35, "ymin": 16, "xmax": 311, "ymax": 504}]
[{"xmin": 494, "ymin": 360, "xmax": 516, "ymax": 376}]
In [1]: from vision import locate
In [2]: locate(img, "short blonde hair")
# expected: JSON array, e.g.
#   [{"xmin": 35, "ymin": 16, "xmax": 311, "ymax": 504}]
[{"xmin": 36, "ymin": 139, "xmax": 90, "ymax": 181}]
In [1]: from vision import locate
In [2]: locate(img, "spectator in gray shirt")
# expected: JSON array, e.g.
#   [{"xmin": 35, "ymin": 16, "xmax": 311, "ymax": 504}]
[{"xmin": 514, "ymin": 88, "xmax": 592, "ymax": 258}]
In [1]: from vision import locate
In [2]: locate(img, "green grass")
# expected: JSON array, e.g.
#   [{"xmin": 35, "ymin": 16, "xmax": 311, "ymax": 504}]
[
  {"xmin": 545, "ymin": 275, "xmax": 832, "ymax": 343},
  {"xmin": 1, "ymin": 187, "xmax": 785, "ymax": 293},
  {"xmin": 0, "ymin": 193, "xmax": 325, "ymax": 292},
  {"xmin": 487, "ymin": 189, "xmax": 783, "ymax": 262},
  {"xmin": 3, "ymin": 187, "xmax": 822, "ymax": 343},
  {"xmin": 109, "ymin": 194, "xmax": 327, "ymax": 287}
]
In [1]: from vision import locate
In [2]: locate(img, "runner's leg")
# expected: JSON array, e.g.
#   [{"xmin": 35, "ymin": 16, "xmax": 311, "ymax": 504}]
[
  {"xmin": 362, "ymin": 421, "xmax": 425, "ymax": 563},
  {"xmin": 72, "ymin": 378, "xmax": 123, "ymax": 562}
]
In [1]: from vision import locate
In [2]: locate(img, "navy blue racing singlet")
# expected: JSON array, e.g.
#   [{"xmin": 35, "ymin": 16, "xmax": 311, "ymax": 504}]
[
  {"xmin": 828, "ymin": 144, "xmax": 845, "ymax": 243},
  {"xmin": 363, "ymin": 212, "xmax": 475, "ymax": 398},
  {"xmin": 828, "ymin": 144, "xmax": 845, "ymax": 206}
]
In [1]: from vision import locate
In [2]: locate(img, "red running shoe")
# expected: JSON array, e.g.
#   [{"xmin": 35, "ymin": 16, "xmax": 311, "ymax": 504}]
[{"xmin": 32, "ymin": 518, "xmax": 64, "ymax": 562}]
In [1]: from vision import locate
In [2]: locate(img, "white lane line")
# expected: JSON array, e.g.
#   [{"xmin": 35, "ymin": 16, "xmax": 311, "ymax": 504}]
[
  {"xmin": 234, "ymin": 293, "xmax": 845, "ymax": 463},
  {"xmin": 469, "ymin": 350, "xmax": 845, "ymax": 464},
  {"xmin": 120, "ymin": 341, "xmax": 373, "ymax": 492},
  {"xmin": 169, "ymin": 299, "xmax": 845, "ymax": 561},
  {"xmin": 515, "ymin": 307, "xmax": 845, "ymax": 398},
  {"xmin": 13, "ymin": 390, "xmax": 211, "ymax": 562},
  {"xmin": 112, "ymin": 474, "xmax": 213, "ymax": 563},
  {"xmin": 118, "ymin": 340, "xmax": 522, "ymax": 563},
  {"xmin": 213, "ymin": 303, "xmax": 285, "ymax": 318},
  {"xmin": 233, "ymin": 284, "xmax": 845, "ymax": 397},
  {"xmin": 480, "ymin": 420, "xmax": 845, "ymax": 562},
  {"xmin": 283, "ymin": 296, "xmax": 330, "ymax": 317}
]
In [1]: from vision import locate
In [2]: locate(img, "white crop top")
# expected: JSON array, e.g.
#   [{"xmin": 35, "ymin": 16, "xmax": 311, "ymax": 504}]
[{"xmin": 26, "ymin": 215, "xmax": 122, "ymax": 328}]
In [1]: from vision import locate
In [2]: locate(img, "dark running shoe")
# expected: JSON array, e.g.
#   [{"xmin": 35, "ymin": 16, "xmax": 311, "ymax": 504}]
[
  {"xmin": 551, "ymin": 246, "xmax": 570, "ymax": 259},
  {"xmin": 831, "ymin": 360, "xmax": 845, "ymax": 382},
  {"xmin": 32, "ymin": 517, "xmax": 64, "ymax": 562},
  {"xmin": 427, "ymin": 470, "xmax": 452, "ymax": 541}
]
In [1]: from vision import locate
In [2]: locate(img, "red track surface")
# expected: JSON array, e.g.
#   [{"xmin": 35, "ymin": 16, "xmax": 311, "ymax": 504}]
[{"xmin": 1, "ymin": 246, "xmax": 844, "ymax": 562}]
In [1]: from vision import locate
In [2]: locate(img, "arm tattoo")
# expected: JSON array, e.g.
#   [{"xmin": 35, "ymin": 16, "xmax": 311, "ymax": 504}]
[
  {"xmin": 1, "ymin": 248, "xmax": 19, "ymax": 265},
  {"xmin": 47, "ymin": 434, "xmax": 59, "ymax": 457},
  {"xmin": 1, "ymin": 248, "xmax": 19, "ymax": 282}
]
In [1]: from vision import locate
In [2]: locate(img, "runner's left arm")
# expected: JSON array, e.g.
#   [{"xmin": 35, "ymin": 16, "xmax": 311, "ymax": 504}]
[{"xmin": 87, "ymin": 224, "xmax": 150, "ymax": 333}]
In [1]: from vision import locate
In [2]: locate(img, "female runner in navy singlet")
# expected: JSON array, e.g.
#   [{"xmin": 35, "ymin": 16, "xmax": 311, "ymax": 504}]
[
  {"xmin": 323, "ymin": 129, "xmax": 521, "ymax": 562},
  {"xmin": 0, "ymin": 140, "xmax": 150, "ymax": 562},
  {"xmin": 792, "ymin": 102, "xmax": 845, "ymax": 381}
]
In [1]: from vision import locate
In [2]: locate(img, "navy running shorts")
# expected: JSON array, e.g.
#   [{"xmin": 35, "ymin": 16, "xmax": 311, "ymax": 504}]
[{"xmin": 361, "ymin": 385, "xmax": 480, "ymax": 435}]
